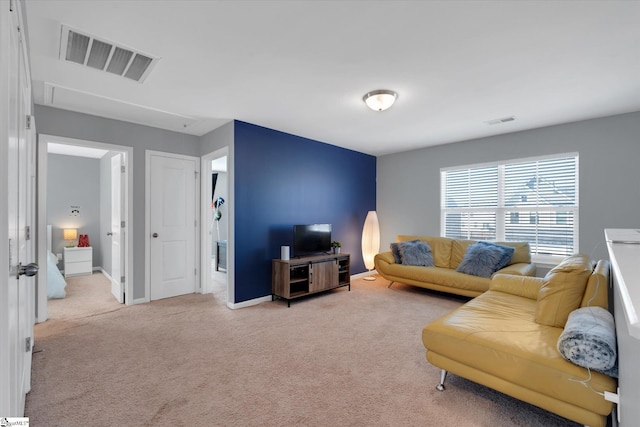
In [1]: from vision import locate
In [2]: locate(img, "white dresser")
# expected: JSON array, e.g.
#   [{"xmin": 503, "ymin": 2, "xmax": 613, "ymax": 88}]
[{"xmin": 63, "ymin": 246, "xmax": 93, "ymax": 278}]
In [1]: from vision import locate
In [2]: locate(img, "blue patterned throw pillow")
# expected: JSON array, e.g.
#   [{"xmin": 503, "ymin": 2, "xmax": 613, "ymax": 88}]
[{"xmin": 456, "ymin": 241, "xmax": 515, "ymax": 277}]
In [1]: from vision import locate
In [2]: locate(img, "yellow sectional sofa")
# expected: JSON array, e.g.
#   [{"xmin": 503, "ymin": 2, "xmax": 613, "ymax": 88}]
[
  {"xmin": 422, "ymin": 254, "xmax": 617, "ymax": 427},
  {"xmin": 374, "ymin": 235, "xmax": 536, "ymax": 297}
]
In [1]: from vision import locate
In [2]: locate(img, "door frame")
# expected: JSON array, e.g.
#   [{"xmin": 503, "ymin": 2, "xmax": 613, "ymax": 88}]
[
  {"xmin": 37, "ymin": 134, "xmax": 134, "ymax": 321},
  {"xmin": 200, "ymin": 147, "xmax": 231, "ymax": 305},
  {"xmin": 145, "ymin": 150, "xmax": 200, "ymax": 302},
  {"xmin": 110, "ymin": 153, "xmax": 124, "ymax": 303}
]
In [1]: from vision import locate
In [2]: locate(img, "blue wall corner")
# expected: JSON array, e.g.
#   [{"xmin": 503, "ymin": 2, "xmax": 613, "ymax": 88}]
[{"xmin": 233, "ymin": 121, "xmax": 376, "ymax": 303}]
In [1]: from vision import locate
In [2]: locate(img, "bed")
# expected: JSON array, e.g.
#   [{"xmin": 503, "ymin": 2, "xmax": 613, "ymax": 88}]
[{"xmin": 47, "ymin": 225, "xmax": 67, "ymax": 299}]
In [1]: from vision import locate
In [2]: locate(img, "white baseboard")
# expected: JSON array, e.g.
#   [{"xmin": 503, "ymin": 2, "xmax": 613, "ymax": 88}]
[
  {"xmin": 351, "ymin": 270, "xmax": 377, "ymax": 280},
  {"xmin": 226, "ymin": 270, "xmax": 378, "ymax": 310},
  {"xmin": 227, "ymin": 295, "xmax": 272, "ymax": 310},
  {"xmin": 100, "ymin": 267, "xmax": 112, "ymax": 282}
]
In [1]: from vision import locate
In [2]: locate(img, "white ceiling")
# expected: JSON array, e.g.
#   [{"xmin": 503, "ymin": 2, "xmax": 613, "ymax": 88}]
[{"xmin": 25, "ymin": 1, "xmax": 640, "ymax": 156}]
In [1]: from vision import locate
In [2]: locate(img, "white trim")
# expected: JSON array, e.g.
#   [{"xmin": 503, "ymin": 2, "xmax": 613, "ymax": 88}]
[
  {"xmin": 37, "ymin": 134, "xmax": 134, "ymax": 321},
  {"xmin": 133, "ymin": 297, "xmax": 148, "ymax": 305},
  {"xmin": 351, "ymin": 270, "xmax": 377, "ymax": 280},
  {"xmin": 100, "ymin": 267, "xmax": 113, "ymax": 283},
  {"xmin": 532, "ymin": 256, "xmax": 563, "ymax": 268},
  {"xmin": 440, "ymin": 151, "xmax": 580, "ymax": 173},
  {"xmin": 200, "ymin": 147, "xmax": 231, "ymax": 306},
  {"xmin": 145, "ymin": 150, "xmax": 200, "ymax": 302},
  {"xmin": 36, "ymin": 136, "xmax": 49, "ymax": 322},
  {"xmin": 227, "ymin": 295, "xmax": 272, "ymax": 310},
  {"xmin": 440, "ymin": 152, "xmax": 579, "ymax": 257}
]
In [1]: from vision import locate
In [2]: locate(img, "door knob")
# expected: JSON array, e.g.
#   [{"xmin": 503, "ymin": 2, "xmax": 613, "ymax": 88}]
[
  {"xmin": 18, "ymin": 262, "xmax": 39, "ymax": 277},
  {"xmin": 152, "ymin": 233, "xmax": 158, "ymax": 238},
  {"xmin": 106, "ymin": 232, "xmax": 113, "ymax": 236}
]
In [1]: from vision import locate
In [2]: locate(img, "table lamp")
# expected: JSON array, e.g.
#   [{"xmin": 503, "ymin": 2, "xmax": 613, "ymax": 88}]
[{"xmin": 63, "ymin": 228, "xmax": 77, "ymax": 247}]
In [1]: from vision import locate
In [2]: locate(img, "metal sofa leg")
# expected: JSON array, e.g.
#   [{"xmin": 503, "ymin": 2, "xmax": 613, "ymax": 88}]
[
  {"xmin": 436, "ymin": 370, "xmax": 447, "ymax": 391},
  {"xmin": 387, "ymin": 281, "xmax": 395, "ymax": 288}
]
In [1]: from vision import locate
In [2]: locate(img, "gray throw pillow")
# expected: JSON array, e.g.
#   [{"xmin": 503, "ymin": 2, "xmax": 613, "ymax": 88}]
[
  {"xmin": 456, "ymin": 241, "xmax": 515, "ymax": 278},
  {"xmin": 390, "ymin": 242, "xmax": 404, "ymax": 264},
  {"xmin": 396, "ymin": 240, "xmax": 434, "ymax": 266}
]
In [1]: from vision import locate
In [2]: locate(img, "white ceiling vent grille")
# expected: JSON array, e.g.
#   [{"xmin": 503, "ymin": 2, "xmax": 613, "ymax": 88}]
[
  {"xmin": 485, "ymin": 116, "xmax": 516, "ymax": 125},
  {"xmin": 59, "ymin": 25, "xmax": 158, "ymax": 83}
]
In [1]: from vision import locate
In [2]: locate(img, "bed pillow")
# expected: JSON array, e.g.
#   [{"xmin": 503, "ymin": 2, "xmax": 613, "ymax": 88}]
[
  {"xmin": 390, "ymin": 240, "xmax": 434, "ymax": 266},
  {"xmin": 456, "ymin": 241, "xmax": 515, "ymax": 278}
]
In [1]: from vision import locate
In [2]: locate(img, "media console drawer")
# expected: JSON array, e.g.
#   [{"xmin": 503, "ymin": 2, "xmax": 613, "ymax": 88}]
[{"xmin": 64, "ymin": 246, "xmax": 93, "ymax": 278}]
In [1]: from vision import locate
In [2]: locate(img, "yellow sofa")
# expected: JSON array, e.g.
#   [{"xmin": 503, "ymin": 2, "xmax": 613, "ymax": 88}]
[
  {"xmin": 374, "ymin": 235, "xmax": 536, "ymax": 297},
  {"xmin": 422, "ymin": 254, "xmax": 617, "ymax": 427}
]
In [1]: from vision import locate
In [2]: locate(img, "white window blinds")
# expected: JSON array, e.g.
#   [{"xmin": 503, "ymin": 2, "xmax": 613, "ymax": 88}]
[{"xmin": 441, "ymin": 153, "xmax": 578, "ymax": 260}]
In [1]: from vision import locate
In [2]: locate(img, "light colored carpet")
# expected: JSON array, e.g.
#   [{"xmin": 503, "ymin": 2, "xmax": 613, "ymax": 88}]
[
  {"xmin": 25, "ymin": 276, "xmax": 580, "ymax": 427},
  {"xmin": 46, "ymin": 272, "xmax": 123, "ymax": 316}
]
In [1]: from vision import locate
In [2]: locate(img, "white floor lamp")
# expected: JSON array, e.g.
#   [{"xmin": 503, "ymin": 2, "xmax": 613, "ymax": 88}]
[{"xmin": 361, "ymin": 211, "xmax": 380, "ymax": 281}]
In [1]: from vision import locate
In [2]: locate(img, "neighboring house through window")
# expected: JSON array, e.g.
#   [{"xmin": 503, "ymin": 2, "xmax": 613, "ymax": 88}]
[{"xmin": 441, "ymin": 153, "xmax": 578, "ymax": 264}]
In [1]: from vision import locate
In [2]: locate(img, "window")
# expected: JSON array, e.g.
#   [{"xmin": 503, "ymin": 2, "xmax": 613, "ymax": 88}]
[{"xmin": 441, "ymin": 153, "xmax": 578, "ymax": 262}]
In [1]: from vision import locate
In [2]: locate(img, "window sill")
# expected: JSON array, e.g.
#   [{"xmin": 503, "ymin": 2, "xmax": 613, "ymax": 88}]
[{"xmin": 532, "ymin": 255, "xmax": 564, "ymax": 269}]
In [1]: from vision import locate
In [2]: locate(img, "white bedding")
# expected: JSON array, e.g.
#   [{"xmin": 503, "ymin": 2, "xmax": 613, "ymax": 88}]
[{"xmin": 47, "ymin": 250, "xmax": 66, "ymax": 299}]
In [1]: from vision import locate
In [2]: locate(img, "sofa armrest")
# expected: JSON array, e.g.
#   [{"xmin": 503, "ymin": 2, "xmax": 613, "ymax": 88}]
[
  {"xmin": 490, "ymin": 274, "xmax": 544, "ymax": 300},
  {"xmin": 494, "ymin": 262, "xmax": 537, "ymax": 277},
  {"xmin": 374, "ymin": 251, "xmax": 395, "ymax": 265}
]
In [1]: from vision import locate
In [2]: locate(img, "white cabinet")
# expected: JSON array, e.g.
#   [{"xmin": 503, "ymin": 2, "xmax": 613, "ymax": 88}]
[{"xmin": 63, "ymin": 246, "xmax": 93, "ymax": 278}]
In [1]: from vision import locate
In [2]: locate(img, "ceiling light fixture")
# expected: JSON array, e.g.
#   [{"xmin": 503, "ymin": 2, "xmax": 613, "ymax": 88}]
[{"xmin": 363, "ymin": 90, "xmax": 398, "ymax": 112}]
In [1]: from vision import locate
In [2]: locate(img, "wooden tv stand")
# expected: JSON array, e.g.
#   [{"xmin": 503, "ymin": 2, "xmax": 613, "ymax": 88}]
[{"xmin": 272, "ymin": 253, "xmax": 350, "ymax": 307}]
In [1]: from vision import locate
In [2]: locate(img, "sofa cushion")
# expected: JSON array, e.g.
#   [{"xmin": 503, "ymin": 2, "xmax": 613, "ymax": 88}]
[
  {"xmin": 450, "ymin": 239, "xmax": 475, "ymax": 269},
  {"xmin": 490, "ymin": 274, "xmax": 543, "ymax": 300},
  {"xmin": 451, "ymin": 240, "xmax": 531, "ymax": 268},
  {"xmin": 390, "ymin": 240, "xmax": 434, "ymax": 266},
  {"xmin": 502, "ymin": 242, "xmax": 531, "ymax": 265},
  {"xmin": 422, "ymin": 290, "xmax": 617, "ymax": 417},
  {"xmin": 456, "ymin": 242, "xmax": 515, "ymax": 278},
  {"xmin": 381, "ymin": 264, "xmax": 492, "ymax": 294},
  {"xmin": 580, "ymin": 260, "xmax": 609, "ymax": 309},
  {"xmin": 535, "ymin": 254, "xmax": 594, "ymax": 327}
]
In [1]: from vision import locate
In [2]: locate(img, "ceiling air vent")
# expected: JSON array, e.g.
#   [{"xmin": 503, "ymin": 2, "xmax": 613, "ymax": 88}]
[
  {"xmin": 485, "ymin": 116, "xmax": 516, "ymax": 125},
  {"xmin": 60, "ymin": 25, "xmax": 158, "ymax": 83}
]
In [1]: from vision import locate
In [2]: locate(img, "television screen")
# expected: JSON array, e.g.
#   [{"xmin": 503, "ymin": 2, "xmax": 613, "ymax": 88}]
[{"xmin": 293, "ymin": 224, "xmax": 331, "ymax": 257}]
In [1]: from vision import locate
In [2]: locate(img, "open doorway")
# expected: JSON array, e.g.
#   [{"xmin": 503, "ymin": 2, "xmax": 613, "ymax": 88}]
[
  {"xmin": 37, "ymin": 134, "xmax": 133, "ymax": 322},
  {"xmin": 201, "ymin": 148, "xmax": 229, "ymax": 303}
]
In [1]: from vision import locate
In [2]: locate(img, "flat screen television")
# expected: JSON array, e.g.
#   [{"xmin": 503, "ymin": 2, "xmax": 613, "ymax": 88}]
[{"xmin": 293, "ymin": 224, "xmax": 331, "ymax": 257}]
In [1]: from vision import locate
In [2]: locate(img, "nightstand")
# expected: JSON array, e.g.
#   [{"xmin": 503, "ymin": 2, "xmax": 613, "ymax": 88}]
[{"xmin": 63, "ymin": 246, "xmax": 93, "ymax": 278}]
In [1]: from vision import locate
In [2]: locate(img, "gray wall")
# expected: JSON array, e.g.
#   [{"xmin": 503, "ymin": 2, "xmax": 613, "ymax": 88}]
[
  {"xmin": 200, "ymin": 121, "xmax": 233, "ymax": 156},
  {"xmin": 35, "ymin": 105, "xmax": 202, "ymax": 300},
  {"xmin": 47, "ymin": 153, "xmax": 101, "ymax": 266},
  {"xmin": 377, "ymin": 111, "xmax": 640, "ymax": 263}
]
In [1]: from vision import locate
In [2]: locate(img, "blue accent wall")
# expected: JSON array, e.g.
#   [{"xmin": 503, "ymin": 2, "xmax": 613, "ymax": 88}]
[{"xmin": 234, "ymin": 121, "xmax": 376, "ymax": 303}]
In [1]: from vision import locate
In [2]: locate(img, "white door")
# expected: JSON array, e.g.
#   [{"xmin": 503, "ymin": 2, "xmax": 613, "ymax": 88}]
[
  {"xmin": 110, "ymin": 153, "xmax": 124, "ymax": 303},
  {"xmin": 2, "ymin": 3, "xmax": 36, "ymax": 415},
  {"xmin": 149, "ymin": 153, "xmax": 198, "ymax": 300}
]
